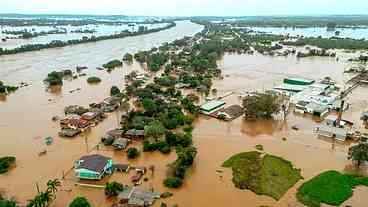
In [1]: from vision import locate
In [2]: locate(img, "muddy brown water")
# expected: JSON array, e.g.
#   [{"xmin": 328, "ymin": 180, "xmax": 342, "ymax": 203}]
[{"xmin": 1, "ymin": 21, "xmax": 368, "ymax": 206}]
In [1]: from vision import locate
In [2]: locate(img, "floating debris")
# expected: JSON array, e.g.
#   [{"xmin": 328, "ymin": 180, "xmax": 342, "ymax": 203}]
[{"xmin": 38, "ymin": 149, "xmax": 47, "ymax": 156}]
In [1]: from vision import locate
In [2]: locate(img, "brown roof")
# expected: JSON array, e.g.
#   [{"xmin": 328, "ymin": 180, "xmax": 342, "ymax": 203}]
[
  {"xmin": 77, "ymin": 154, "xmax": 110, "ymax": 173},
  {"xmin": 218, "ymin": 105, "xmax": 244, "ymax": 120}
]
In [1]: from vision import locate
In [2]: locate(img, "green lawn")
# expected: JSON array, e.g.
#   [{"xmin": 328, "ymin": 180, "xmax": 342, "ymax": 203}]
[
  {"xmin": 297, "ymin": 170, "xmax": 368, "ymax": 207},
  {"xmin": 222, "ymin": 151, "xmax": 302, "ymax": 200}
]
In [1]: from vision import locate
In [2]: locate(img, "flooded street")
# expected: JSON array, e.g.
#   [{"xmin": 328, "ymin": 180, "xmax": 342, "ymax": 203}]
[{"xmin": 1, "ymin": 20, "xmax": 368, "ymax": 207}]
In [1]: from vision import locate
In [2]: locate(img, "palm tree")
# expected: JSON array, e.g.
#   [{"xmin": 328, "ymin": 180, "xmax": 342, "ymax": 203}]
[
  {"xmin": 46, "ymin": 179, "xmax": 61, "ymax": 198},
  {"xmin": 38, "ymin": 191, "xmax": 53, "ymax": 207}
]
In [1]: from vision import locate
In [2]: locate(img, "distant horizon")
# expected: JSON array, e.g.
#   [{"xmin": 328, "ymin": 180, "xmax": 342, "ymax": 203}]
[
  {"xmin": 1, "ymin": 0, "xmax": 368, "ymax": 17},
  {"xmin": 1, "ymin": 13, "xmax": 368, "ymax": 18}
]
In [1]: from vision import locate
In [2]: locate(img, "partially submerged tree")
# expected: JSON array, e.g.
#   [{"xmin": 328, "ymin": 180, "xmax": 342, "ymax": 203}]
[
  {"xmin": 87, "ymin": 76, "xmax": 101, "ymax": 84},
  {"xmin": 26, "ymin": 179, "xmax": 61, "ymax": 207},
  {"xmin": 123, "ymin": 53, "xmax": 133, "ymax": 62},
  {"xmin": 0, "ymin": 156, "xmax": 16, "ymax": 174},
  {"xmin": 110, "ymin": 86, "xmax": 121, "ymax": 96},
  {"xmin": 242, "ymin": 93, "xmax": 280, "ymax": 120},
  {"xmin": 127, "ymin": 147, "xmax": 139, "ymax": 159},
  {"xmin": 348, "ymin": 143, "xmax": 368, "ymax": 168},
  {"xmin": 68, "ymin": 197, "xmax": 91, "ymax": 207},
  {"xmin": 0, "ymin": 194, "xmax": 18, "ymax": 207},
  {"xmin": 104, "ymin": 182, "xmax": 124, "ymax": 197},
  {"xmin": 44, "ymin": 71, "xmax": 64, "ymax": 86}
]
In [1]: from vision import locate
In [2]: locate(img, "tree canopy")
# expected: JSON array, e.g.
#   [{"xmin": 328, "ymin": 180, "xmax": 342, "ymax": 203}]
[
  {"xmin": 242, "ymin": 93, "xmax": 281, "ymax": 120},
  {"xmin": 348, "ymin": 143, "xmax": 368, "ymax": 167},
  {"xmin": 68, "ymin": 197, "xmax": 91, "ymax": 207}
]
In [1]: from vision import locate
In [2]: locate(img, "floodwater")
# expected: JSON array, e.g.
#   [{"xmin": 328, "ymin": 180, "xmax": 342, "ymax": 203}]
[
  {"xmin": 1, "ymin": 20, "xmax": 368, "ymax": 207},
  {"xmin": 248, "ymin": 26, "xmax": 368, "ymax": 39},
  {"xmin": 0, "ymin": 23, "xmax": 169, "ymax": 49}
]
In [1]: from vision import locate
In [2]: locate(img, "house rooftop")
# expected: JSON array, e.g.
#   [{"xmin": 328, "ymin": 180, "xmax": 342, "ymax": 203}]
[{"xmin": 76, "ymin": 154, "xmax": 111, "ymax": 173}]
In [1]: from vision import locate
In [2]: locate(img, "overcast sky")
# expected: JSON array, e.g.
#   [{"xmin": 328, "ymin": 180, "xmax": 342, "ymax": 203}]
[{"xmin": 1, "ymin": 0, "xmax": 367, "ymax": 16}]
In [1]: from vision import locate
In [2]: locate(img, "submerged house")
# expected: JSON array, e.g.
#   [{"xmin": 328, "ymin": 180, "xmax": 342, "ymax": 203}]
[
  {"xmin": 74, "ymin": 154, "xmax": 113, "ymax": 180},
  {"xmin": 200, "ymin": 100, "xmax": 226, "ymax": 115}
]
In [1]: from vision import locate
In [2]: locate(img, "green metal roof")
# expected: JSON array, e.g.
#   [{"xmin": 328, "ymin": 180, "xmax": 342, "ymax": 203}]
[
  {"xmin": 273, "ymin": 84, "xmax": 308, "ymax": 92},
  {"xmin": 284, "ymin": 78, "xmax": 315, "ymax": 85},
  {"xmin": 200, "ymin": 100, "xmax": 226, "ymax": 111}
]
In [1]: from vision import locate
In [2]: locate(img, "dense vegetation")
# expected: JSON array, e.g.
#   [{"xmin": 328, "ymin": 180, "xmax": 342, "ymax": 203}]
[
  {"xmin": 0, "ymin": 22, "xmax": 176, "ymax": 56},
  {"xmin": 242, "ymin": 93, "xmax": 281, "ymax": 120},
  {"xmin": 222, "ymin": 15, "xmax": 368, "ymax": 28},
  {"xmin": 0, "ymin": 156, "xmax": 16, "ymax": 174},
  {"xmin": 223, "ymin": 151, "xmax": 302, "ymax": 200},
  {"xmin": 297, "ymin": 171, "xmax": 368, "ymax": 207},
  {"xmin": 282, "ymin": 37, "xmax": 368, "ymax": 50}
]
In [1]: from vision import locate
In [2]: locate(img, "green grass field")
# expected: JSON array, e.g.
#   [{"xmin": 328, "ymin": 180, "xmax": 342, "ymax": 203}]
[
  {"xmin": 222, "ymin": 151, "xmax": 302, "ymax": 200},
  {"xmin": 297, "ymin": 170, "xmax": 368, "ymax": 207}
]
